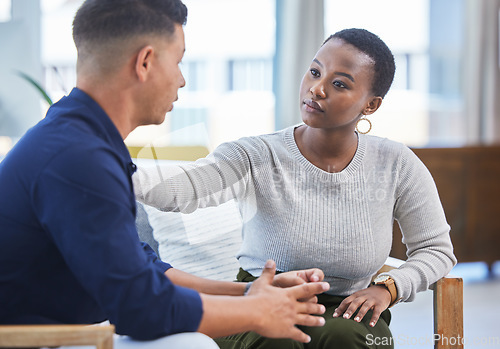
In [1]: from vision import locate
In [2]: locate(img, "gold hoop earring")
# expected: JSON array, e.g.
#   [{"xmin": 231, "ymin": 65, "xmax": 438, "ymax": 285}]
[{"xmin": 356, "ymin": 117, "xmax": 372, "ymax": 134}]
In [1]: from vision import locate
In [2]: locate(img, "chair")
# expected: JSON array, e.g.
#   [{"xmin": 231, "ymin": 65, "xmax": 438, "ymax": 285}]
[
  {"xmin": 0, "ymin": 324, "xmax": 115, "ymax": 349},
  {"xmin": 127, "ymin": 145, "xmax": 209, "ymax": 161},
  {"xmin": 0, "ymin": 264, "xmax": 463, "ymax": 349},
  {"xmin": 377, "ymin": 257, "xmax": 464, "ymax": 349}
]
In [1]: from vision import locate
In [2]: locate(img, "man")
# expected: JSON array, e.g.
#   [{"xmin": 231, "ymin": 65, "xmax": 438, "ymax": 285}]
[{"xmin": 0, "ymin": 0, "xmax": 329, "ymax": 348}]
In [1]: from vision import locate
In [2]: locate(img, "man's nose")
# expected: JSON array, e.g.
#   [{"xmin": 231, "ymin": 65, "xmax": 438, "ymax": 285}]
[{"xmin": 180, "ymin": 72, "xmax": 186, "ymax": 88}]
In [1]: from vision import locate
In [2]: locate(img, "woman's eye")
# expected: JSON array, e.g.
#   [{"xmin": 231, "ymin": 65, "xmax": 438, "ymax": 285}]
[
  {"xmin": 333, "ymin": 80, "xmax": 347, "ymax": 89},
  {"xmin": 310, "ymin": 69, "xmax": 320, "ymax": 77}
]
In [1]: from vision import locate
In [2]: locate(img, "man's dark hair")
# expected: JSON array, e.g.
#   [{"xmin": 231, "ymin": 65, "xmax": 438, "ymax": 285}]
[
  {"xmin": 324, "ymin": 28, "xmax": 395, "ymax": 99},
  {"xmin": 73, "ymin": 0, "xmax": 187, "ymax": 48}
]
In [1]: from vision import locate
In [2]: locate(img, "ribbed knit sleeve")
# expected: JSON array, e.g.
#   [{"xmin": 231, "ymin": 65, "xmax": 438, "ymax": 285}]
[
  {"xmin": 134, "ymin": 141, "xmax": 254, "ymax": 212},
  {"xmin": 384, "ymin": 146, "xmax": 457, "ymax": 302}
]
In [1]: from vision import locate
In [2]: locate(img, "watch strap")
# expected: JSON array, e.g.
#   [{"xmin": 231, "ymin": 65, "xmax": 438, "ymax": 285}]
[
  {"xmin": 384, "ymin": 278, "xmax": 399, "ymax": 307},
  {"xmin": 373, "ymin": 276, "xmax": 400, "ymax": 307}
]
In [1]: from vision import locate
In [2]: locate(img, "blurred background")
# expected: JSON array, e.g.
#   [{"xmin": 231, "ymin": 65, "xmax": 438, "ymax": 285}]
[
  {"xmin": 2, "ymin": 0, "xmax": 499, "ymax": 153},
  {"xmin": 0, "ymin": 0, "xmax": 499, "ymax": 347}
]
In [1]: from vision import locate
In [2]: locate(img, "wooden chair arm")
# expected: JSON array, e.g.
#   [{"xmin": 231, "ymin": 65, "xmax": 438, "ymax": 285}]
[
  {"xmin": 0, "ymin": 324, "xmax": 115, "ymax": 349},
  {"xmin": 127, "ymin": 145, "xmax": 209, "ymax": 161},
  {"xmin": 433, "ymin": 276, "xmax": 464, "ymax": 349},
  {"xmin": 372, "ymin": 256, "xmax": 404, "ymax": 281},
  {"xmin": 375, "ymin": 257, "xmax": 464, "ymax": 349}
]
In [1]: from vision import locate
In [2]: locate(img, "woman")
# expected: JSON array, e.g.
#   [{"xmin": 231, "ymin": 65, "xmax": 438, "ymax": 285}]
[{"xmin": 134, "ymin": 28, "xmax": 456, "ymax": 348}]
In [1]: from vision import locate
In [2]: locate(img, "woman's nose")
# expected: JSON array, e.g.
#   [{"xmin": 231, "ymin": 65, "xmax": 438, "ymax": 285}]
[{"xmin": 310, "ymin": 82, "xmax": 326, "ymax": 98}]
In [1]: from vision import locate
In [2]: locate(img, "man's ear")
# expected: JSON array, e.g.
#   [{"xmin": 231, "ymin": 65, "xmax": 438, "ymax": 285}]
[
  {"xmin": 135, "ymin": 45, "xmax": 154, "ymax": 82},
  {"xmin": 363, "ymin": 96, "xmax": 383, "ymax": 116}
]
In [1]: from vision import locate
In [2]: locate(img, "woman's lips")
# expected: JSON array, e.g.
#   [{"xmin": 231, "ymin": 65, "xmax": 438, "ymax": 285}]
[{"xmin": 303, "ymin": 99, "xmax": 324, "ymax": 112}]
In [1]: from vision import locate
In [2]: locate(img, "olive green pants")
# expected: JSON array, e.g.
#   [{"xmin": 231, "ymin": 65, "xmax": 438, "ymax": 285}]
[{"xmin": 215, "ymin": 269, "xmax": 394, "ymax": 349}]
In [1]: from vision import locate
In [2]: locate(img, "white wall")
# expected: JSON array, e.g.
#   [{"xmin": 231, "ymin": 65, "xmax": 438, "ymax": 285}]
[{"xmin": 0, "ymin": 0, "xmax": 43, "ymax": 140}]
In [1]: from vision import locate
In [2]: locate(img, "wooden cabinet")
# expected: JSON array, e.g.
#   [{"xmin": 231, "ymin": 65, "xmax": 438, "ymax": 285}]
[{"xmin": 390, "ymin": 146, "xmax": 500, "ymax": 271}]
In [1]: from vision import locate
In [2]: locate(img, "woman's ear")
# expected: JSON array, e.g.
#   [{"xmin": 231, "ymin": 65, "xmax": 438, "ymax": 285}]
[
  {"xmin": 363, "ymin": 96, "xmax": 383, "ymax": 116},
  {"xmin": 135, "ymin": 45, "xmax": 154, "ymax": 82}
]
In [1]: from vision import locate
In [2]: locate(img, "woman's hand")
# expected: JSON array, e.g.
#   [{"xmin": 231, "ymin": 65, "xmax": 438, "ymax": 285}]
[{"xmin": 332, "ymin": 285, "xmax": 391, "ymax": 327}]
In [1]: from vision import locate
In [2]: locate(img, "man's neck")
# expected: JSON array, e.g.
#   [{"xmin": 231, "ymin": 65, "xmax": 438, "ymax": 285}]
[{"xmin": 76, "ymin": 79, "xmax": 136, "ymax": 140}]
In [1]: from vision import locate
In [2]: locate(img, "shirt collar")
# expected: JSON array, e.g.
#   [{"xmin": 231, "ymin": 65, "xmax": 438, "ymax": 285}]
[{"xmin": 67, "ymin": 88, "xmax": 135, "ymax": 174}]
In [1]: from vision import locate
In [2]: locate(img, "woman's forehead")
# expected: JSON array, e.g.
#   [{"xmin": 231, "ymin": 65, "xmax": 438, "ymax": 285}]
[{"xmin": 316, "ymin": 38, "xmax": 374, "ymax": 70}]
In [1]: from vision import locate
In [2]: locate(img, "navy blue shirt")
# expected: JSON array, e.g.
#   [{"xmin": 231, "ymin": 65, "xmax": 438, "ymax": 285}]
[{"xmin": 0, "ymin": 88, "xmax": 203, "ymax": 340}]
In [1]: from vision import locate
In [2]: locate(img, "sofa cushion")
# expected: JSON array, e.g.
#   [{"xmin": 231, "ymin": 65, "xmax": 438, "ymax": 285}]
[{"xmin": 142, "ymin": 200, "xmax": 243, "ymax": 281}]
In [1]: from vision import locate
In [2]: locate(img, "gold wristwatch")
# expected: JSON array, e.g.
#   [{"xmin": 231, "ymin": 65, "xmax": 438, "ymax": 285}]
[{"xmin": 372, "ymin": 275, "xmax": 400, "ymax": 307}]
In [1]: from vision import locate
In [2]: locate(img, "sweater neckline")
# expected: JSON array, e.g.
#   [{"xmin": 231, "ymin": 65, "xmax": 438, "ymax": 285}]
[{"xmin": 283, "ymin": 124, "xmax": 366, "ymax": 182}]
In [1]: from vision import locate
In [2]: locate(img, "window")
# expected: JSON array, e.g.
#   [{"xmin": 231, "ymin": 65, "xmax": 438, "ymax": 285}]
[
  {"xmin": 325, "ymin": 0, "xmax": 465, "ymax": 147},
  {"xmin": 28, "ymin": 0, "xmax": 277, "ymax": 150},
  {"xmin": 228, "ymin": 59, "xmax": 273, "ymax": 91},
  {"xmin": 0, "ymin": 0, "xmax": 10, "ymax": 22},
  {"xmin": 128, "ymin": 0, "xmax": 277, "ymax": 149},
  {"xmin": 181, "ymin": 60, "xmax": 206, "ymax": 92}
]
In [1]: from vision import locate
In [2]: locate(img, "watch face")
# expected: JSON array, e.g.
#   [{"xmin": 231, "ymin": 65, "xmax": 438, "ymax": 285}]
[{"xmin": 375, "ymin": 275, "xmax": 390, "ymax": 283}]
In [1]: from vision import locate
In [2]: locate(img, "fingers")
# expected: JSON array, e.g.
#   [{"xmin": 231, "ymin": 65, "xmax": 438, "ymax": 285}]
[
  {"xmin": 273, "ymin": 268, "xmax": 326, "ymax": 288},
  {"xmin": 298, "ymin": 295, "xmax": 318, "ymax": 303},
  {"xmin": 306, "ymin": 268, "xmax": 325, "ymax": 282},
  {"xmin": 296, "ymin": 268, "xmax": 324, "ymax": 283},
  {"xmin": 332, "ymin": 296, "xmax": 350, "ymax": 318},
  {"xmin": 352, "ymin": 300, "xmax": 373, "ymax": 323},
  {"xmin": 368, "ymin": 307, "xmax": 384, "ymax": 327},
  {"xmin": 287, "ymin": 327, "xmax": 312, "ymax": 344},
  {"xmin": 296, "ymin": 301, "xmax": 326, "ymax": 316},
  {"xmin": 341, "ymin": 297, "xmax": 364, "ymax": 320},
  {"xmin": 332, "ymin": 294, "xmax": 365, "ymax": 320},
  {"xmin": 338, "ymin": 299, "xmax": 383, "ymax": 327},
  {"xmin": 332, "ymin": 288, "xmax": 390, "ymax": 328},
  {"xmin": 295, "ymin": 313, "xmax": 326, "ymax": 327},
  {"xmin": 257, "ymin": 260, "xmax": 276, "ymax": 285},
  {"xmin": 272, "ymin": 272, "xmax": 305, "ymax": 288},
  {"xmin": 289, "ymin": 281, "xmax": 330, "ymax": 300}
]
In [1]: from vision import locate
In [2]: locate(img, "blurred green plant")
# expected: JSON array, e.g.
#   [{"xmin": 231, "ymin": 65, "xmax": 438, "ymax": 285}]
[{"xmin": 15, "ymin": 70, "xmax": 53, "ymax": 106}]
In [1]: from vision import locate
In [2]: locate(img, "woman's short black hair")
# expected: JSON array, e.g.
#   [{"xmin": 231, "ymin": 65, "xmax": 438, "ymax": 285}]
[
  {"xmin": 73, "ymin": 0, "xmax": 187, "ymax": 48},
  {"xmin": 324, "ymin": 28, "xmax": 395, "ymax": 99}
]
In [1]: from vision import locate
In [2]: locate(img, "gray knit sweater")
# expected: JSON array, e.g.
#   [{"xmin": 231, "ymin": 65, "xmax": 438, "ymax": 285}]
[{"xmin": 134, "ymin": 126, "xmax": 456, "ymax": 302}]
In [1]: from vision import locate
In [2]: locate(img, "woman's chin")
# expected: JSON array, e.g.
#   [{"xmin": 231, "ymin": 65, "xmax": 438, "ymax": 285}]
[{"xmin": 300, "ymin": 116, "xmax": 323, "ymax": 129}]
